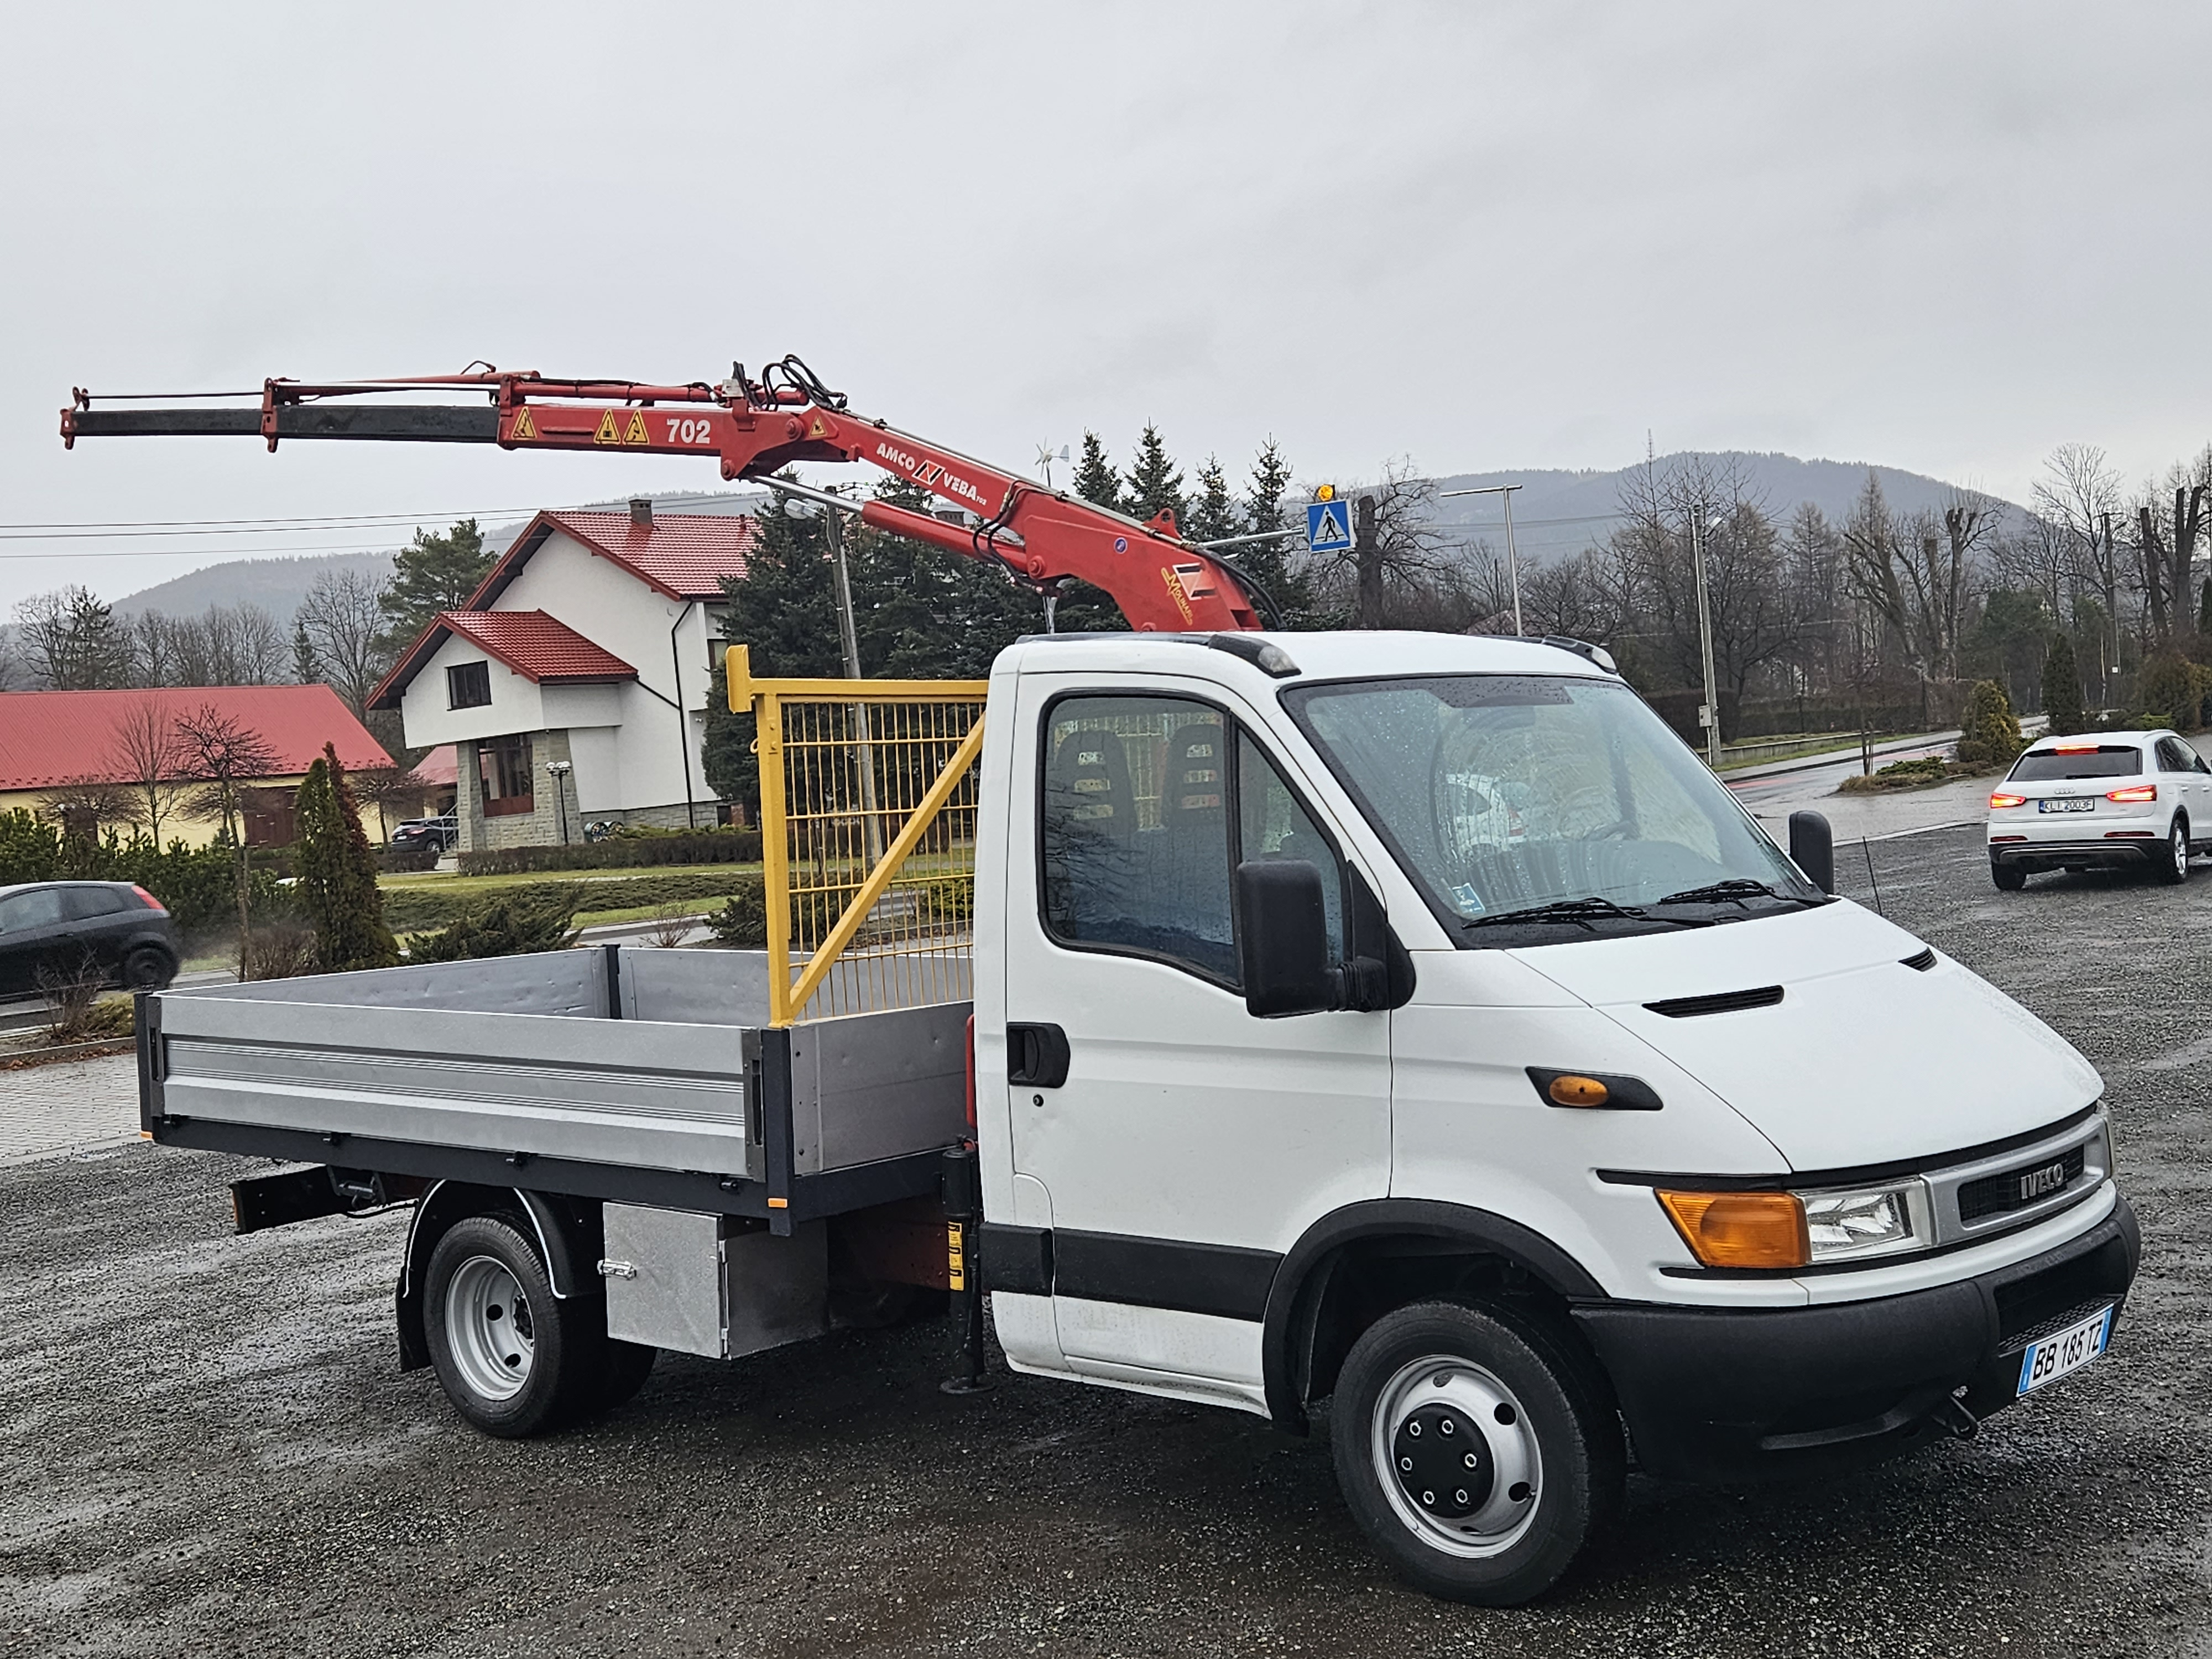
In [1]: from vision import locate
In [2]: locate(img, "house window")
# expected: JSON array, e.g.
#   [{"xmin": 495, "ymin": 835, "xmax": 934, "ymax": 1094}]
[
  {"xmin": 480, "ymin": 734, "xmax": 535, "ymax": 817},
  {"xmin": 448, "ymin": 661, "xmax": 492, "ymax": 709}
]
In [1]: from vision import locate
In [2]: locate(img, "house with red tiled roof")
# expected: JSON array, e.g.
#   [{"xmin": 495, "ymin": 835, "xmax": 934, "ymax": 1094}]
[
  {"xmin": 369, "ymin": 499, "xmax": 756, "ymax": 850},
  {"xmin": 0, "ymin": 684, "xmax": 395, "ymax": 848}
]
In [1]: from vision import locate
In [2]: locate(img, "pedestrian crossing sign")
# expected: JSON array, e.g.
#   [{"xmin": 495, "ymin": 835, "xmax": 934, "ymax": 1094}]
[{"xmin": 1307, "ymin": 498, "xmax": 1352, "ymax": 554}]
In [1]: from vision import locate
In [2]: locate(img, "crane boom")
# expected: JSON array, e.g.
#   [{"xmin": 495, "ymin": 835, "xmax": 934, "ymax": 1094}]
[{"xmin": 59, "ymin": 359, "xmax": 1270, "ymax": 634}]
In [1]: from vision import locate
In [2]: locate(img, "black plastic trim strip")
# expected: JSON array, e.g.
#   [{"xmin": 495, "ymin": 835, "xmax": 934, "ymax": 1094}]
[
  {"xmin": 1644, "ymin": 985, "xmax": 1784, "ymax": 1018},
  {"xmin": 1052, "ymin": 1228, "xmax": 1281, "ymax": 1322},
  {"xmin": 1595, "ymin": 1102, "xmax": 2101, "ymax": 1193},
  {"xmin": 1901, "ymin": 948, "xmax": 1937, "ymax": 972},
  {"xmin": 978, "ymin": 1222, "xmax": 1053, "ymax": 1296}
]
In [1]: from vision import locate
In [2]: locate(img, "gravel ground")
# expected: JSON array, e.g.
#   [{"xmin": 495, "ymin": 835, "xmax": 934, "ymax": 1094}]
[{"xmin": 2, "ymin": 823, "xmax": 2209, "ymax": 1657}]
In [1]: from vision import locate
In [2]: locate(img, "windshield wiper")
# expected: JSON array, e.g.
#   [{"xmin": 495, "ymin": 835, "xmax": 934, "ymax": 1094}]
[
  {"xmin": 1463, "ymin": 896, "xmax": 1712, "ymax": 931},
  {"xmin": 1656, "ymin": 878, "xmax": 1825, "ymax": 908}
]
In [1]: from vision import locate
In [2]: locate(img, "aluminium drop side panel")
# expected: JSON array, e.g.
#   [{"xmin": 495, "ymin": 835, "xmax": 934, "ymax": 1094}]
[
  {"xmin": 155, "ymin": 986, "xmax": 757, "ymax": 1180},
  {"xmin": 786, "ymin": 1000, "xmax": 972, "ymax": 1175}
]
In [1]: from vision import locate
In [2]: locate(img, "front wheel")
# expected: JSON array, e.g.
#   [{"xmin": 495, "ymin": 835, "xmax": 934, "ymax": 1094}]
[
  {"xmin": 2154, "ymin": 816, "xmax": 2190, "ymax": 885},
  {"xmin": 1330, "ymin": 1302, "xmax": 1623, "ymax": 1605}
]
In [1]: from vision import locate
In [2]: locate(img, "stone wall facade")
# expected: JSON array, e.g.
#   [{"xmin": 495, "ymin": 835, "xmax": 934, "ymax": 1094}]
[{"xmin": 456, "ymin": 728, "xmax": 704, "ymax": 851}]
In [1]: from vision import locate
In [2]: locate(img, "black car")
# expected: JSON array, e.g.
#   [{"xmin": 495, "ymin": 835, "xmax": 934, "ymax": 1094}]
[
  {"xmin": 390, "ymin": 815, "xmax": 458, "ymax": 854},
  {"xmin": 0, "ymin": 881, "xmax": 180, "ymax": 998}
]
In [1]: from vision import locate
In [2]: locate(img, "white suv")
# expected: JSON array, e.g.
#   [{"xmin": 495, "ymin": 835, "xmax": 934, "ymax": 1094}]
[{"xmin": 1987, "ymin": 729, "xmax": 2211, "ymax": 890}]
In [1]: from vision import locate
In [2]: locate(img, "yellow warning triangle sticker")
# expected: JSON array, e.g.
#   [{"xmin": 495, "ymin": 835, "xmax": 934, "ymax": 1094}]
[
  {"xmin": 593, "ymin": 410, "xmax": 620, "ymax": 445},
  {"xmin": 509, "ymin": 406, "xmax": 538, "ymax": 442},
  {"xmin": 807, "ymin": 415, "xmax": 829, "ymax": 440},
  {"xmin": 624, "ymin": 410, "xmax": 650, "ymax": 446}
]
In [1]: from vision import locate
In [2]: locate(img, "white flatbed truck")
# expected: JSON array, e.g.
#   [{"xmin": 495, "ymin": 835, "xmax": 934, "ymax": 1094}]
[{"xmin": 138, "ymin": 630, "xmax": 2137, "ymax": 1604}]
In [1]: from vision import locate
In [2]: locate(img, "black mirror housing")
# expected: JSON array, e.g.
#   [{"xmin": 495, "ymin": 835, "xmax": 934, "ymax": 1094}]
[
  {"xmin": 1788, "ymin": 810, "xmax": 1835, "ymax": 895},
  {"xmin": 1235, "ymin": 859, "xmax": 1338, "ymax": 1018}
]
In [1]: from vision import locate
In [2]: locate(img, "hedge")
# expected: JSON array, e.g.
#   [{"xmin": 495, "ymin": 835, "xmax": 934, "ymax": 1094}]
[
  {"xmin": 457, "ymin": 829, "xmax": 763, "ymax": 875},
  {"xmin": 382, "ymin": 870, "xmax": 759, "ymax": 935}
]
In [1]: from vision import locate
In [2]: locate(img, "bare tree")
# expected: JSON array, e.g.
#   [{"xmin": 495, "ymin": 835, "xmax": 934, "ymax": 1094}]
[
  {"xmin": 12, "ymin": 586, "xmax": 131, "ymax": 689},
  {"xmin": 1302, "ymin": 457, "xmax": 1448, "ymax": 627},
  {"xmin": 109, "ymin": 692, "xmax": 182, "ymax": 843},
  {"xmin": 295, "ymin": 567, "xmax": 395, "ymax": 718},
  {"xmin": 40, "ymin": 778, "xmax": 140, "ymax": 841},
  {"xmin": 2133, "ymin": 456, "xmax": 2208, "ymax": 646},
  {"xmin": 173, "ymin": 702, "xmax": 283, "ymax": 956},
  {"xmin": 2033, "ymin": 444, "xmax": 2126, "ymax": 678},
  {"xmin": 348, "ymin": 764, "xmax": 420, "ymax": 843}
]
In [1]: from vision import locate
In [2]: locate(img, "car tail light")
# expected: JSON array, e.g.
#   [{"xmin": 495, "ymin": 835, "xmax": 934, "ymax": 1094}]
[
  {"xmin": 131, "ymin": 884, "xmax": 167, "ymax": 913},
  {"xmin": 2052, "ymin": 742, "xmax": 2101, "ymax": 753},
  {"xmin": 2106, "ymin": 784, "xmax": 2157, "ymax": 802},
  {"xmin": 1989, "ymin": 792, "xmax": 2027, "ymax": 808}
]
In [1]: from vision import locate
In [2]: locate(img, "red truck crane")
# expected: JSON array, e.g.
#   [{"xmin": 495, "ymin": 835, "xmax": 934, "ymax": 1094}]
[{"xmin": 59, "ymin": 356, "xmax": 1276, "ymax": 635}]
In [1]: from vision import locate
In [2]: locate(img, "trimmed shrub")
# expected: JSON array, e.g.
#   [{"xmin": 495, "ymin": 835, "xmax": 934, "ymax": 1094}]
[
  {"xmin": 0, "ymin": 812, "xmax": 283, "ymax": 932},
  {"xmin": 705, "ymin": 880, "xmax": 769, "ymax": 947},
  {"xmin": 379, "ymin": 846, "xmax": 441, "ymax": 874},
  {"xmin": 2136, "ymin": 652, "xmax": 2204, "ymax": 734},
  {"xmin": 406, "ymin": 889, "xmax": 583, "ymax": 962},
  {"xmin": 457, "ymin": 829, "xmax": 762, "ymax": 876},
  {"xmin": 382, "ymin": 871, "xmax": 754, "ymax": 936},
  {"xmin": 1954, "ymin": 680, "xmax": 2026, "ymax": 767}
]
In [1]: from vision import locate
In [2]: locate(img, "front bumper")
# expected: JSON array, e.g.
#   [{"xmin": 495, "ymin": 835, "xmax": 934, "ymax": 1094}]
[{"xmin": 1572, "ymin": 1194, "xmax": 2138, "ymax": 1483}]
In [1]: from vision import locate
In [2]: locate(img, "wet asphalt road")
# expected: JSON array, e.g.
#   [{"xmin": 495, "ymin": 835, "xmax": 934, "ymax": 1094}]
[{"xmin": 3, "ymin": 823, "xmax": 2210, "ymax": 1658}]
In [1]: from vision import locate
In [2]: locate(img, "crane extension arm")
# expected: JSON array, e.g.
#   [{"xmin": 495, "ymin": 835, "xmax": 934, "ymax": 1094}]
[{"xmin": 59, "ymin": 358, "xmax": 1270, "ymax": 634}]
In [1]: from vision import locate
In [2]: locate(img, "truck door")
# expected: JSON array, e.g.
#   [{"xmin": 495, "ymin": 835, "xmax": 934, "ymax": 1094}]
[{"xmin": 1001, "ymin": 684, "xmax": 1391, "ymax": 1402}]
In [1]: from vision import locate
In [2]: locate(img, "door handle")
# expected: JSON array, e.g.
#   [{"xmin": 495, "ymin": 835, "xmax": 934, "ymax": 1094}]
[{"xmin": 1006, "ymin": 1022, "xmax": 1071, "ymax": 1089}]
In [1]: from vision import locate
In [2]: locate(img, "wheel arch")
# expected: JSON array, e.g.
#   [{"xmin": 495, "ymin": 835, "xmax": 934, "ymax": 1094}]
[
  {"xmin": 395, "ymin": 1182, "xmax": 600, "ymax": 1372},
  {"xmin": 1260, "ymin": 1199, "xmax": 1607, "ymax": 1435}
]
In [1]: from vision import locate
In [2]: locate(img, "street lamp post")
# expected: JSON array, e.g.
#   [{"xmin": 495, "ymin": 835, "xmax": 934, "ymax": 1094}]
[
  {"xmin": 1691, "ymin": 503, "xmax": 1722, "ymax": 769},
  {"xmin": 1438, "ymin": 483, "xmax": 1525, "ymax": 636},
  {"xmin": 544, "ymin": 759, "xmax": 573, "ymax": 844}
]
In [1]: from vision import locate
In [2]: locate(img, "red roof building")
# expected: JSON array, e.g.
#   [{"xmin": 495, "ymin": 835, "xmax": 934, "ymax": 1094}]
[{"xmin": 370, "ymin": 498, "xmax": 755, "ymax": 852}]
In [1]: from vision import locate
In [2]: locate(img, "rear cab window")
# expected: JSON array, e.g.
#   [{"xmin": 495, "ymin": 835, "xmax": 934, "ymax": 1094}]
[{"xmin": 2008, "ymin": 746, "xmax": 2147, "ymax": 781}]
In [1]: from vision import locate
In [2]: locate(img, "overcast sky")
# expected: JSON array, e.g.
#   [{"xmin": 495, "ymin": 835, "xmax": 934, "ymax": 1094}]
[{"xmin": 4, "ymin": 2, "xmax": 2208, "ymax": 614}]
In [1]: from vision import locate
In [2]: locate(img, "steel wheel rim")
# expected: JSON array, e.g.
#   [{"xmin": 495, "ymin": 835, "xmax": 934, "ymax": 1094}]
[
  {"xmin": 444, "ymin": 1255, "xmax": 535, "ymax": 1401},
  {"xmin": 2177, "ymin": 825, "xmax": 2189, "ymax": 877},
  {"xmin": 1370, "ymin": 1354, "xmax": 1543, "ymax": 1558}
]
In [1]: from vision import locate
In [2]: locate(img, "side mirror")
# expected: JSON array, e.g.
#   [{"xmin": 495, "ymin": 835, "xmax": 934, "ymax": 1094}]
[
  {"xmin": 1787, "ymin": 810, "xmax": 1835, "ymax": 895},
  {"xmin": 1235, "ymin": 859, "xmax": 1338, "ymax": 1018}
]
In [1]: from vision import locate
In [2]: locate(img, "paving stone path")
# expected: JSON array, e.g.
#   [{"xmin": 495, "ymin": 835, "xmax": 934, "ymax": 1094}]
[{"xmin": 0, "ymin": 1051, "xmax": 140, "ymax": 1166}]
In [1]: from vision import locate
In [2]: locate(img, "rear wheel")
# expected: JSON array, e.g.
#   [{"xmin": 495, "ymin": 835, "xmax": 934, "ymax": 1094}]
[
  {"xmin": 1990, "ymin": 859, "xmax": 2027, "ymax": 892},
  {"xmin": 1331, "ymin": 1301, "xmax": 1623, "ymax": 1605},
  {"xmin": 121, "ymin": 946, "xmax": 174, "ymax": 990},
  {"xmin": 2154, "ymin": 816, "xmax": 2190, "ymax": 885},
  {"xmin": 423, "ymin": 1215, "xmax": 602, "ymax": 1436}
]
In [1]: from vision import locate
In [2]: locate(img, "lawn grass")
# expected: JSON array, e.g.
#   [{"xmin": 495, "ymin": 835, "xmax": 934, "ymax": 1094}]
[{"xmin": 379, "ymin": 861, "xmax": 761, "ymax": 896}]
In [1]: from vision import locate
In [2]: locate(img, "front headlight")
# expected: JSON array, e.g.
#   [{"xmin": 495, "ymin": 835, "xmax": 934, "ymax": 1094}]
[{"xmin": 1800, "ymin": 1180, "xmax": 1931, "ymax": 1264}]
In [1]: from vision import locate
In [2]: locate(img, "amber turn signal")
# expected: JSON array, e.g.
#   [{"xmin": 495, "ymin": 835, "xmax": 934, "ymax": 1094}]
[
  {"xmin": 1655, "ymin": 1190, "xmax": 1809, "ymax": 1270},
  {"xmin": 1546, "ymin": 1073, "xmax": 1610, "ymax": 1107}
]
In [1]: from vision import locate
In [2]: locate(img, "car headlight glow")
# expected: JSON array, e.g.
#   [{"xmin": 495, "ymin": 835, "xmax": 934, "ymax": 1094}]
[{"xmin": 1800, "ymin": 1180, "xmax": 1930, "ymax": 1263}]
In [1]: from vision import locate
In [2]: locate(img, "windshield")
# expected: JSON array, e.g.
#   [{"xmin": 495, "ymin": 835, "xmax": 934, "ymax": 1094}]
[
  {"xmin": 2009, "ymin": 747, "xmax": 2145, "ymax": 781},
  {"xmin": 1283, "ymin": 674, "xmax": 1823, "ymax": 944}
]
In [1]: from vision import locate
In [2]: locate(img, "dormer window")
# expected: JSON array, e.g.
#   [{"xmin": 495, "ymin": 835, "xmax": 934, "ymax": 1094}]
[{"xmin": 447, "ymin": 661, "xmax": 492, "ymax": 709}]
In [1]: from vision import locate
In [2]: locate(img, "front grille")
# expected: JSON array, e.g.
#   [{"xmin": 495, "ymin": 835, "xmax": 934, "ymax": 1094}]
[{"xmin": 1958, "ymin": 1146, "xmax": 2086, "ymax": 1224}]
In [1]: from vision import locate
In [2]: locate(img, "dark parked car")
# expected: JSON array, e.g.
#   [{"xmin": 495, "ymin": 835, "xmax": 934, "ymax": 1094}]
[
  {"xmin": 0, "ymin": 881, "xmax": 180, "ymax": 998},
  {"xmin": 389, "ymin": 816, "xmax": 457, "ymax": 854}
]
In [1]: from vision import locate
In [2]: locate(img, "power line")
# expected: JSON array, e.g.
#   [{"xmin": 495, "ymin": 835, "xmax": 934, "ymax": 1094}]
[
  {"xmin": 0, "ymin": 539, "xmax": 422, "ymax": 562},
  {"xmin": 0, "ymin": 505, "xmax": 546, "ymax": 541}
]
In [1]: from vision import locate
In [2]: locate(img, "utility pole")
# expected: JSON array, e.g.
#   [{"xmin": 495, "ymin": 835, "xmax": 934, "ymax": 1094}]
[
  {"xmin": 823, "ymin": 503, "xmax": 885, "ymax": 867},
  {"xmin": 1439, "ymin": 483, "xmax": 1525, "ymax": 634},
  {"xmin": 1691, "ymin": 502, "xmax": 1722, "ymax": 769},
  {"xmin": 1354, "ymin": 494, "xmax": 1381, "ymax": 628}
]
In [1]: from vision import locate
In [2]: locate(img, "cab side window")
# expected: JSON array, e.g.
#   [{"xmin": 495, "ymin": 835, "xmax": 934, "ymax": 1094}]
[
  {"xmin": 1040, "ymin": 695, "xmax": 1347, "ymax": 985},
  {"xmin": 1042, "ymin": 697, "xmax": 1237, "ymax": 983}
]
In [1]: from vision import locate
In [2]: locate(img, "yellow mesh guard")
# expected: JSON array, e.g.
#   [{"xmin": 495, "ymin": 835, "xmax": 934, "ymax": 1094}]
[{"xmin": 727, "ymin": 645, "xmax": 988, "ymax": 1026}]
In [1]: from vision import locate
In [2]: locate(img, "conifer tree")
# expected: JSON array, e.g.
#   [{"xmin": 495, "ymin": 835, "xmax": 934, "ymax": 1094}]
[
  {"xmin": 1072, "ymin": 434, "xmax": 1124, "ymax": 514},
  {"xmin": 291, "ymin": 621, "xmax": 320, "ymax": 686},
  {"xmin": 1185, "ymin": 457, "xmax": 1241, "ymax": 545},
  {"xmin": 1232, "ymin": 436, "xmax": 1318, "ymax": 628},
  {"xmin": 1123, "ymin": 423, "xmax": 1185, "ymax": 528},
  {"xmin": 293, "ymin": 743, "xmax": 399, "ymax": 973},
  {"xmin": 379, "ymin": 519, "xmax": 494, "ymax": 650},
  {"xmin": 2041, "ymin": 633, "xmax": 2085, "ymax": 738}
]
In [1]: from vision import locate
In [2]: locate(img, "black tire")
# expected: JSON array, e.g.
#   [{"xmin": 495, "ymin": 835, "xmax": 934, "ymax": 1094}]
[
  {"xmin": 1990, "ymin": 859, "xmax": 2027, "ymax": 892},
  {"xmin": 593, "ymin": 1339, "xmax": 658, "ymax": 1413},
  {"xmin": 1330, "ymin": 1301, "xmax": 1623, "ymax": 1606},
  {"xmin": 121, "ymin": 946, "xmax": 175, "ymax": 990},
  {"xmin": 422, "ymin": 1214, "xmax": 602, "ymax": 1437},
  {"xmin": 2153, "ymin": 816, "xmax": 2190, "ymax": 885}
]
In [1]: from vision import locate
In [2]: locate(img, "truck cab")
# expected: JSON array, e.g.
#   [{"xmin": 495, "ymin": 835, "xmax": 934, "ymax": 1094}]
[{"xmin": 971, "ymin": 629, "xmax": 2133, "ymax": 1601}]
